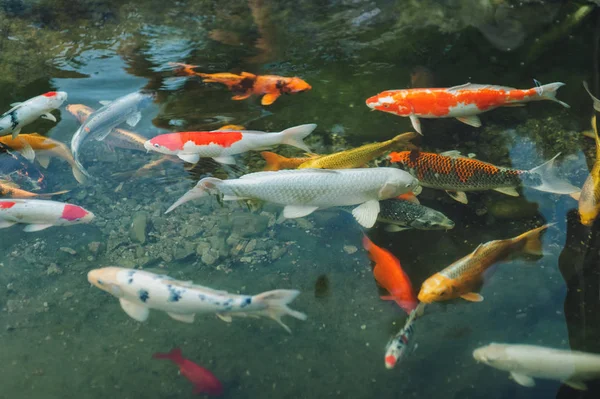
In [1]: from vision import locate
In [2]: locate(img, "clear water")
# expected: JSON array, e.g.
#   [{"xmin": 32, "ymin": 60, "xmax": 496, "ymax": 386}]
[{"xmin": 1, "ymin": 1, "xmax": 600, "ymax": 398}]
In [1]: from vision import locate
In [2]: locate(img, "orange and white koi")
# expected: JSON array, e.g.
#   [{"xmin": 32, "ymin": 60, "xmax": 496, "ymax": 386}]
[
  {"xmin": 418, "ymin": 225, "xmax": 550, "ymax": 304},
  {"xmin": 0, "ymin": 199, "xmax": 93, "ymax": 232},
  {"xmin": 0, "ymin": 92, "xmax": 67, "ymax": 138},
  {"xmin": 389, "ymin": 150, "xmax": 579, "ymax": 204},
  {"xmin": 366, "ymin": 81, "xmax": 569, "ymax": 134},
  {"xmin": 144, "ymin": 124, "xmax": 316, "ymax": 164},
  {"xmin": 171, "ymin": 63, "xmax": 311, "ymax": 105}
]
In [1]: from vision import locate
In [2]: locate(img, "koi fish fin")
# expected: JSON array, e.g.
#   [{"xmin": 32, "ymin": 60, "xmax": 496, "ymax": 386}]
[
  {"xmin": 212, "ymin": 155, "xmax": 236, "ymax": 165},
  {"xmin": 178, "ymin": 153, "xmax": 200, "ymax": 164},
  {"xmin": 564, "ymin": 380, "xmax": 588, "ymax": 391},
  {"xmin": 261, "ymin": 151, "xmax": 289, "ymax": 171},
  {"xmin": 352, "ymin": 199, "xmax": 380, "ymax": 228},
  {"xmin": 23, "ymin": 223, "xmax": 53, "ymax": 232},
  {"xmin": 36, "ymin": 153, "xmax": 51, "ymax": 169},
  {"xmin": 456, "ymin": 115, "xmax": 482, "ymax": 128},
  {"xmin": 409, "ymin": 115, "xmax": 422, "ymax": 135},
  {"xmin": 584, "ymin": 81, "xmax": 600, "ymax": 112},
  {"xmin": 216, "ymin": 313, "xmax": 233, "ymax": 322},
  {"xmin": 384, "ymin": 224, "xmax": 411, "ymax": 232},
  {"xmin": 261, "ymin": 92, "xmax": 281, "ymax": 106},
  {"xmin": 527, "ymin": 153, "xmax": 580, "ymax": 195},
  {"xmin": 516, "ymin": 224, "xmax": 551, "ymax": 256},
  {"xmin": 460, "ymin": 292, "xmax": 483, "ymax": 302},
  {"xmin": 71, "ymin": 164, "xmax": 87, "ymax": 184},
  {"xmin": 532, "ymin": 81, "xmax": 569, "ymax": 108},
  {"xmin": 279, "ymin": 123, "xmax": 316, "ymax": 152},
  {"xmin": 99, "ymin": 100, "xmax": 112, "ymax": 106},
  {"xmin": 445, "ymin": 190, "xmax": 468, "ymax": 204},
  {"xmin": 502, "ymin": 103, "xmax": 526, "ymax": 107},
  {"xmin": 165, "ymin": 177, "xmax": 220, "ymax": 213},
  {"xmin": 41, "ymin": 113, "xmax": 56, "ymax": 122},
  {"xmin": 447, "ymin": 82, "xmax": 473, "ymax": 91},
  {"xmin": 241, "ymin": 71, "xmax": 257, "ymax": 78},
  {"xmin": 283, "ymin": 205, "xmax": 319, "ymax": 219},
  {"xmin": 493, "ymin": 187, "xmax": 519, "ymax": 196},
  {"xmin": 126, "ymin": 112, "xmax": 142, "ymax": 127},
  {"xmin": 9, "ymin": 102, "xmax": 22, "ymax": 107},
  {"xmin": 510, "ymin": 372, "xmax": 535, "ymax": 387},
  {"xmin": 0, "ymin": 221, "xmax": 16, "ymax": 229},
  {"xmin": 231, "ymin": 93, "xmax": 252, "ymax": 101},
  {"xmin": 152, "ymin": 348, "xmax": 184, "ymax": 363},
  {"xmin": 570, "ymin": 191, "xmax": 581, "ymax": 201},
  {"xmin": 167, "ymin": 312, "xmax": 195, "ymax": 323},
  {"xmin": 19, "ymin": 140, "xmax": 35, "ymax": 162},
  {"xmin": 397, "ymin": 192, "xmax": 420, "ymax": 204},
  {"xmin": 94, "ymin": 129, "xmax": 113, "ymax": 141},
  {"xmin": 440, "ymin": 150, "xmax": 462, "ymax": 157},
  {"xmin": 119, "ymin": 298, "xmax": 150, "ymax": 322},
  {"xmin": 390, "ymin": 132, "xmax": 420, "ymax": 151},
  {"xmin": 11, "ymin": 127, "xmax": 21, "ymax": 139},
  {"xmin": 251, "ymin": 289, "xmax": 307, "ymax": 333}
]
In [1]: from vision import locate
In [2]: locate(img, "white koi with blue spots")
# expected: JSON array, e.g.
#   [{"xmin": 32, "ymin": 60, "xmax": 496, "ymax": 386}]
[{"xmin": 87, "ymin": 267, "xmax": 307, "ymax": 333}]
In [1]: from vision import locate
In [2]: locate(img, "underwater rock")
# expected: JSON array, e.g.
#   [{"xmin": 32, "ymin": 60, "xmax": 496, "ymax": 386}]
[
  {"xmin": 87, "ymin": 241, "xmax": 103, "ymax": 254},
  {"xmin": 231, "ymin": 214, "xmax": 269, "ymax": 237},
  {"xmin": 201, "ymin": 248, "xmax": 220, "ymax": 266},
  {"xmin": 195, "ymin": 241, "xmax": 211, "ymax": 257},
  {"xmin": 270, "ymin": 245, "xmax": 288, "ymax": 261},
  {"xmin": 130, "ymin": 211, "xmax": 149, "ymax": 244},
  {"xmin": 174, "ymin": 245, "xmax": 195, "ymax": 261},
  {"xmin": 343, "ymin": 245, "xmax": 358, "ymax": 255}
]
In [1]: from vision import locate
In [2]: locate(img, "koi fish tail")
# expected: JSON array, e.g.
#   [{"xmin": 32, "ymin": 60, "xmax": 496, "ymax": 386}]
[
  {"xmin": 71, "ymin": 163, "xmax": 87, "ymax": 184},
  {"xmin": 152, "ymin": 348, "xmax": 184, "ymax": 364},
  {"xmin": 390, "ymin": 132, "xmax": 420, "ymax": 151},
  {"xmin": 534, "ymin": 82, "xmax": 570, "ymax": 108},
  {"xmin": 279, "ymin": 124, "xmax": 317, "ymax": 152},
  {"xmin": 515, "ymin": 224, "xmax": 552, "ymax": 256},
  {"xmin": 251, "ymin": 289, "xmax": 307, "ymax": 333},
  {"xmin": 165, "ymin": 177, "xmax": 222, "ymax": 214},
  {"xmin": 260, "ymin": 151, "xmax": 289, "ymax": 171},
  {"xmin": 526, "ymin": 153, "xmax": 581, "ymax": 196},
  {"xmin": 583, "ymin": 81, "xmax": 600, "ymax": 113}
]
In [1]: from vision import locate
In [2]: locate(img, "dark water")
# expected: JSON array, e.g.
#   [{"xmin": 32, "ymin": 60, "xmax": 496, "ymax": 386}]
[{"xmin": 1, "ymin": 1, "xmax": 600, "ymax": 398}]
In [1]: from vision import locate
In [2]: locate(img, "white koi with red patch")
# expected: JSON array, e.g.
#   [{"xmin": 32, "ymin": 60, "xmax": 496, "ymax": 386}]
[
  {"xmin": 0, "ymin": 92, "xmax": 67, "ymax": 138},
  {"xmin": 385, "ymin": 308, "xmax": 417, "ymax": 369},
  {"xmin": 144, "ymin": 124, "xmax": 317, "ymax": 164},
  {"xmin": 0, "ymin": 199, "xmax": 94, "ymax": 232}
]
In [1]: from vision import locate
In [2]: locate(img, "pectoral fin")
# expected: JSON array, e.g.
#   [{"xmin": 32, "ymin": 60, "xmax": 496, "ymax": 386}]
[
  {"xmin": 167, "ymin": 312, "xmax": 195, "ymax": 323},
  {"xmin": 456, "ymin": 115, "xmax": 482, "ymax": 128},
  {"xmin": 23, "ymin": 223, "xmax": 53, "ymax": 232},
  {"xmin": 19, "ymin": 140, "xmax": 35, "ymax": 162},
  {"xmin": 41, "ymin": 113, "xmax": 57, "ymax": 122},
  {"xmin": 493, "ymin": 187, "xmax": 519, "ymax": 196},
  {"xmin": 445, "ymin": 190, "xmax": 468, "ymax": 204},
  {"xmin": 460, "ymin": 292, "xmax": 483, "ymax": 302},
  {"xmin": 564, "ymin": 380, "xmax": 587, "ymax": 391},
  {"xmin": 36, "ymin": 153, "xmax": 51, "ymax": 169},
  {"xmin": 0, "ymin": 221, "xmax": 16, "ymax": 229},
  {"xmin": 178, "ymin": 153, "xmax": 200, "ymax": 164},
  {"xmin": 11, "ymin": 128, "xmax": 21, "ymax": 139},
  {"xmin": 10, "ymin": 102, "xmax": 22, "ymax": 107},
  {"xmin": 119, "ymin": 298, "xmax": 150, "ymax": 322},
  {"xmin": 212, "ymin": 155, "xmax": 236, "ymax": 165},
  {"xmin": 216, "ymin": 313, "xmax": 233, "ymax": 322},
  {"xmin": 231, "ymin": 93, "xmax": 251, "ymax": 101},
  {"xmin": 510, "ymin": 372, "xmax": 535, "ymax": 387},
  {"xmin": 261, "ymin": 92, "xmax": 281, "ymax": 106},
  {"xmin": 283, "ymin": 205, "xmax": 319, "ymax": 219},
  {"xmin": 384, "ymin": 224, "xmax": 411, "ymax": 232},
  {"xmin": 99, "ymin": 100, "xmax": 112, "ymax": 106},
  {"xmin": 409, "ymin": 115, "xmax": 422, "ymax": 135},
  {"xmin": 94, "ymin": 129, "xmax": 113, "ymax": 141},
  {"xmin": 126, "ymin": 112, "xmax": 142, "ymax": 127},
  {"xmin": 352, "ymin": 200, "xmax": 380, "ymax": 228}
]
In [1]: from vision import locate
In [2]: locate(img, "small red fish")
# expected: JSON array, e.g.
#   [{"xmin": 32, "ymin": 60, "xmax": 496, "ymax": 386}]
[
  {"xmin": 153, "ymin": 348, "xmax": 223, "ymax": 396},
  {"xmin": 362, "ymin": 236, "xmax": 418, "ymax": 314}
]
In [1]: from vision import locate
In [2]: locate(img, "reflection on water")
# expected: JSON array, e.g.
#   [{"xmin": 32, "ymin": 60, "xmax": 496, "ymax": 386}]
[{"xmin": 1, "ymin": 1, "xmax": 600, "ymax": 398}]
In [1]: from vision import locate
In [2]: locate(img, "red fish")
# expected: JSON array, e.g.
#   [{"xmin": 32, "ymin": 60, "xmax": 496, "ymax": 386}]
[
  {"xmin": 366, "ymin": 81, "xmax": 569, "ymax": 134},
  {"xmin": 362, "ymin": 236, "xmax": 418, "ymax": 314},
  {"xmin": 153, "ymin": 348, "xmax": 223, "ymax": 396}
]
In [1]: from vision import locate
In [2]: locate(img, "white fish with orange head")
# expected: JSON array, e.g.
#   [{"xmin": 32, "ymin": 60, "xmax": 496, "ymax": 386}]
[
  {"xmin": 166, "ymin": 168, "xmax": 420, "ymax": 228},
  {"xmin": 473, "ymin": 343, "xmax": 600, "ymax": 390},
  {"xmin": 0, "ymin": 199, "xmax": 94, "ymax": 232},
  {"xmin": 87, "ymin": 267, "xmax": 307, "ymax": 333},
  {"xmin": 0, "ymin": 91, "xmax": 67, "ymax": 138}
]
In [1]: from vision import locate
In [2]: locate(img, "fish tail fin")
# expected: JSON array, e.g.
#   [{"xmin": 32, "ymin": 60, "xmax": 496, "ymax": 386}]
[
  {"xmin": 391, "ymin": 132, "xmax": 420, "ymax": 151},
  {"xmin": 526, "ymin": 153, "xmax": 581, "ymax": 195},
  {"xmin": 152, "ymin": 347, "xmax": 184, "ymax": 364},
  {"xmin": 583, "ymin": 81, "xmax": 600, "ymax": 113},
  {"xmin": 260, "ymin": 151, "xmax": 289, "ymax": 171},
  {"xmin": 35, "ymin": 190, "xmax": 71, "ymax": 198},
  {"xmin": 362, "ymin": 235, "xmax": 374, "ymax": 251},
  {"xmin": 71, "ymin": 163, "xmax": 87, "ymax": 184},
  {"xmin": 251, "ymin": 289, "xmax": 307, "ymax": 333},
  {"xmin": 279, "ymin": 124, "xmax": 317, "ymax": 152},
  {"xmin": 516, "ymin": 224, "xmax": 553, "ymax": 256},
  {"xmin": 535, "ymin": 82, "xmax": 570, "ymax": 108},
  {"xmin": 165, "ymin": 177, "xmax": 221, "ymax": 214}
]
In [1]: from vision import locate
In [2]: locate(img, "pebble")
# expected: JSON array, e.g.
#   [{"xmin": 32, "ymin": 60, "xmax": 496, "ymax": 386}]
[
  {"xmin": 130, "ymin": 211, "xmax": 149, "ymax": 244},
  {"xmin": 343, "ymin": 245, "xmax": 358, "ymax": 255},
  {"xmin": 59, "ymin": 247, "xmax": 77, "ymax": 255},
  {"xmin": 87, "ymin": 242, "xmax": 102, "ymax": 254}
]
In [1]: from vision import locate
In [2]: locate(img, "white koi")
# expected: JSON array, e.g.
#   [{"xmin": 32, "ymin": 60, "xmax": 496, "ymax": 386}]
[{"xmin": 0, "ymin": 91, "xmax": 67, "ymax": 138}]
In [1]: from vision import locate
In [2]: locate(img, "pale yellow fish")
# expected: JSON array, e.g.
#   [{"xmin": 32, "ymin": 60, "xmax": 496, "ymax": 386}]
[
  {"xmin": 297, "ymin": 132, "xmax": 419, "ymax": 169},
  {"xmin": 578, "ymin": 109, "xmax": 600, "ymax": 225}
]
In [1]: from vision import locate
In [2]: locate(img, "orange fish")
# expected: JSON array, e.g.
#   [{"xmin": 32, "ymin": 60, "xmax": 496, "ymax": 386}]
[
  {"xmin": 418, "ymin": 225, "xmax": 550, "ymax": 304},
  {"xmin": 0, "ymin": 180, "xmax": 68, "ymax": 198},
  {"xmin": 171, "ymin": 63, "xmax": 311, "ymax": 105},
  {"xmin": 362, "ymin": 236, "xmax": 418, "ymax": 314},
  {"xmin": 366, "ymin": 81, "xmax": 569, "ymax": 134},
  {"xmin": 260, "ymin": 151, "xmax": 321, "ymax": 171}
]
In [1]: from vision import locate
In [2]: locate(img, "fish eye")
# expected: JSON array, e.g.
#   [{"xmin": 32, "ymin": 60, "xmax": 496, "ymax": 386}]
[
  {"xmin": 153, "ymin": 143, "xmax": 160, "ymax": 148},
  {"xmin": 383, "ymin": 104, "xmax": 389, "ymax": 108}
]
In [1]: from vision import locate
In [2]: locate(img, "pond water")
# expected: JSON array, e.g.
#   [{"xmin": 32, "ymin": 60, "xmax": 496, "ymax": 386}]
[{"xmin": 1, "ymin": 1, "xmax": 600, "ymax": 398}]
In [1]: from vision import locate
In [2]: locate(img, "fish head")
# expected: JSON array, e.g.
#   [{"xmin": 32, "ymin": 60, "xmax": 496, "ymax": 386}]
[
  {"xmin": 43, "ymin": 91, "xmax": 68, "ymax": 108},
  {"xmin": 387, "ymin": 151, "xmax": 412, "ymax": 168},
  {"xmin": 365, "ymin": 91, "xmax": 410, "ymax": 115},
  {"xmin": 382, "ymin": 169, "xmax": 420, "ymax": 198},
  {"xmin": 579, "ymin": 207, "xmax": 598, "ymax": 227},
  {"xmin": 282, "ymin": 77, "xmax": 312, "ymax": 93},
  {"xmin": 88, "ymin": 267, "xmax": 124, "ymax": 297},
  {"xmin": 411, "ymin": 211, "xmax": 455, "ymax": 230},
  {"xmin": 144, "ymin": 135, "xmax": 179, "ymax": 155},
  {"xmin": 66, "ymin": 104, "xmax": 94, "ymax": 124},
  {"xmin": 473, "ymin": 343, "xmax": 509, "ymax": 367},
  {"xmin": 417, "ymin": 273, "xmax": 457, "ymax": 303},
  {"xmin": 59, "ymin": 204, "xmax": 95, "ymax": 225}
]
